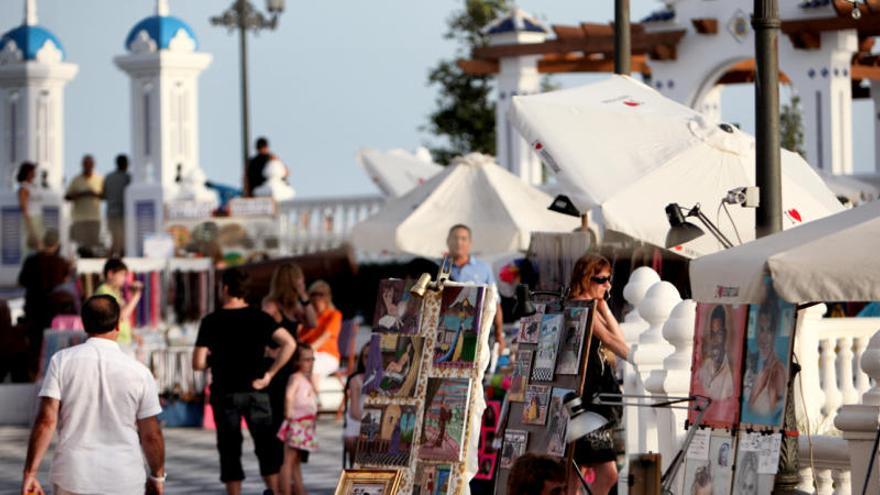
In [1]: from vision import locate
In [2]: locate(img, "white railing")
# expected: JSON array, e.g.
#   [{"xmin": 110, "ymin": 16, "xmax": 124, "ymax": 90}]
[
  {"xmin": 798, "ymin": 436, "xmax": 852, "ymax": 495},
  {"xmin": 277, "ymin": 194, "xmax": 385, "ymax": 255}
]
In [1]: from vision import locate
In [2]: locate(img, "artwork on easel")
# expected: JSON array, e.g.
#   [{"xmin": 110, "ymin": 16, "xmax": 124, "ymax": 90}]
[
  {"xmin": 500, "ymin": 430, "xmax": 528, "ymax": 469},
  {"xmin": 517, "ymin": 303, "xmax": 545, "ymax": 344},
  {"xmin": 362, "ymin": 334, "xmax": 423, "ymax": 398},
  {"xmin": 740, "ymin": 281, "xmax": 795, "ymax": 429},
  {"xmin": 532, "ymin": 314, "xmax": 562, "ymax": 381},
  {"xmin": 508, "ymin": 349, "xmax": 533, "ymax": 402},
  {"xmin": 418, "ymin": 378, "xmax": 471, "ymax": 462},
  {"xmin": 545, "ymin": 387, "xmax": 573, "ymax": 457},
  {"xmin": 373, "ymin": 279, "xmax": 422, "ymax": 334},
  {"xmin": 688, "ymin": 303, "xmax": 748, "ymax": 428},
  {"xmin": 708, "ymin": 433, "xmax": 735, "ymax": 495},
  {"xmin": 413, "ymin": 463, "xmax": 452, "ymax": 495},
  {"xmin": 521, "ymin": 384, "xmax": 551, "ymax": 425},
  {"xmin": 355, "ymin": 404, "xmax": 417, "ymax": 467},
  {"xmin": 433, "ymin": 286, "xmax": 485, "ymax": 368},
  {"xmin": 556, "ymin": 307, "xmax": 589, "ymax": 375}
]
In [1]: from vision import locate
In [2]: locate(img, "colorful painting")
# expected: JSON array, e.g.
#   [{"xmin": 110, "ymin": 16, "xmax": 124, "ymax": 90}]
[
  {"xmin": 545, "ymin": 387, "xmax": 573, "ymax": 457},
  {"xmin": 556, "ymin": 307, "xmax": 589, "ymax": 375},
  {"xmin": 688, "ymin": 303, "xmax": 748, "ymax": 428},
  {"xmin": 740, "ymin": 282, "xmax": 795, "ymax": 428},
  {"xmin": 508, "ymin": 349, "xmax": 533, "ymax": 402},
  {"xmin": 517, "ymin": 303, "xmax": 545, "ymax": 344},
  {"xmin": 413, "ymin": 463, "xmax": 453, "ymax": 495},
  {"xmin": 355, "ymin": 404, "xmax": 417, "ymax": 466},
  {"xmin": 521, "ymin": 384, "xmax": 551, "ymax": 425},
  {"xmin": 372, "ymin": 278, "xmax": 422, "ymax": 334},
  {"xmin": 500, "ymin": 430, "xmax": 529, "ymax": 469},
  {"xmin": 362, "ymin": 334, "xmax": 423, "ymax": 398},
  {"xmin": 433, "ymin": 286, "xmax": 485, "ymax": 368},
  {"xmin": 532, "ymin": 314, "xmax": 562, "ymax": 381},
  {"xmin": 476, "ymin": 452, "xmax": 497, "ymax": 480},
  {"xmin": 419, "ymin": 378, "xmax": 471, "ymax": 461}
]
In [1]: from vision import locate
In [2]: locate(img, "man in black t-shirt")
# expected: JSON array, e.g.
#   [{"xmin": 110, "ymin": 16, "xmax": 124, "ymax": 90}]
[
  {"xmin": 245, "ymin": 137, "xmax": 271, "ymax": 196},
  {"xmin": 193, "ymin": 268, "xmax": 295, "ymax": 495}
]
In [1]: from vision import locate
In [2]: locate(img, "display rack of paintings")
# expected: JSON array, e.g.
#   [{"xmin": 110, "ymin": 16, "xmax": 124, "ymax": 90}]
[
  {"xmin": 494, "ymin": 301, "xmax": 595, "ymax": 493},
  {"xmin": 350, "ymin": 279, "xmax": 496, "ymax": 495},
  {"xmin": 474, "ymin": 401, "xmax": 501, "ymax": 481}
]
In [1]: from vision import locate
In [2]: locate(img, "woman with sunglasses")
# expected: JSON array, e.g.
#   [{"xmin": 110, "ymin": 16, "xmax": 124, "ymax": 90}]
[{"xmin": 568, "ymin": 254, "xmax": 629, "ymax": 495}]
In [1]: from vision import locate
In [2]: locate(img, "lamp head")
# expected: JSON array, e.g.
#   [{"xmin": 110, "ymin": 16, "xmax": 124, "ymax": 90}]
[
  {"xmin": 513, "ymin": 284, "xmax": 537, "ymax": 318},
  {"xmin": 410, "ymin": 273, "xmax": 432, "ymax": 298},
  {"xmin": 548, "ymin": 194, "xmax": 581, "ymax": 218},
  {"xmin": 563, "ymin": 393, "xmax": 609, "ymax": 443},
  {"xmin": 664, "ymin": 203, "xmax": 705, "ymax": 248}
]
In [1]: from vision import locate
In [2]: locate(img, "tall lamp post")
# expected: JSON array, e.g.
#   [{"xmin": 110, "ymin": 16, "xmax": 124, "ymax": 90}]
[
  {"xmin": 614, "ymin": 0, "xmax": 631, "ymax": 75},
  {"xmin": 210, "ymin": 0, "xmax": 285, "ymax": 191}
]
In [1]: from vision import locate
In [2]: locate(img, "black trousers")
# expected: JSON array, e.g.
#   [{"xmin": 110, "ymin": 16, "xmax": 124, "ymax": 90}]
[{"xmin": 212, "ymin": 391, "xmax": 283, "ymax": 482}]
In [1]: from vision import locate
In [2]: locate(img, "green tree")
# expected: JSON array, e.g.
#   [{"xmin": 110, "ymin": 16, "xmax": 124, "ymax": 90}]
[
  {"xmin": 780, "ymin": 95, "xmax": 806, "ymax": 158},
  {"xmin": 425, "ymin": 0, "xmax": 510, "ymax": 165}
]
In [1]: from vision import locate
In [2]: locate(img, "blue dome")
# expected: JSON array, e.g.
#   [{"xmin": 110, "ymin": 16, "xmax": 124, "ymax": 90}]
[
  {"xmin": 125, "ymin": 15, "xmax": 198, "ymax": 51},
  {"xmin": 0, "ymin": 25, "xmax": 65, "ymax": 61}
]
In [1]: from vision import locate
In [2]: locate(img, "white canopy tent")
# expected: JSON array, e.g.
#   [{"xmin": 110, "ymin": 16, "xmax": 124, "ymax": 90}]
[
  {"xmin": 509, "ymin": 75, "xmax": 844, "ymax": 258},
  {"xmin": 350, "ymin": 153, "xmax": 581, "ymax": 258},
  {"xmin": 690, "ymin": 200, "xmax": 880, "ymax": 304},
  {"xmin": 356, "ymin": 147, "xmax": 443, "ymax": 197}
]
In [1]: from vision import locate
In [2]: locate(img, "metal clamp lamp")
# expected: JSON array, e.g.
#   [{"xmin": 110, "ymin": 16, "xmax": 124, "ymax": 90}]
[
  {"xmin": 664, "ymin": 203, "xmax": 735, "ymax": 249},
  {"xmin": 410, "ymin": 257, "xmax": 453, "ymax": 298}
]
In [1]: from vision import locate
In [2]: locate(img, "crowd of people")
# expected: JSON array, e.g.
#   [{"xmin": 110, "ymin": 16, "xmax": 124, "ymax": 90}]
[{"xmin": 16, "ymin": 221, "xmax": 628, "ymax": 495}]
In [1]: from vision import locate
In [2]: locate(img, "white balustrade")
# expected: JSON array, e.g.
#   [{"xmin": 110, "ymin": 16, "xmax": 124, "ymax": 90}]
[
  {"xmin": 277, "ymin": 194, "xmax": 384, "ymax": 255},
  {"xmin": 798, "ymin": 435, "xmax": 852, "ymax": 495}
]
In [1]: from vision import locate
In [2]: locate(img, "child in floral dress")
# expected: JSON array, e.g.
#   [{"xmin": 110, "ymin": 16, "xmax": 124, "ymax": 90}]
[{"xmin": 278, "ymin": 344, "xmax": 318, "ymax": 495}]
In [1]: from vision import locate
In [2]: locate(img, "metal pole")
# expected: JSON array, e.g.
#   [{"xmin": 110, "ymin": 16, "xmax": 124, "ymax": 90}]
[
  {"xmin": 238, "ymin": 0, "xmax": 251, "ymax": 192},
  {"xmin": 614, "ymin": 0, "xmax": 631, "ymax": 75},
  {"xmin": 753, "ymin": 0, "xmax": 782, "ymax": 238}
]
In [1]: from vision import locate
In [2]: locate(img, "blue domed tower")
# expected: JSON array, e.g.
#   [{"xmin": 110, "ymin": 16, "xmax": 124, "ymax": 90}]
[
  {"xmin": 115, "ymin": 0, "xmax": 213, "ymax": 256},
  {"xmin": 0, "ymin": 0, "xmax": 78, "ymax": 192}
]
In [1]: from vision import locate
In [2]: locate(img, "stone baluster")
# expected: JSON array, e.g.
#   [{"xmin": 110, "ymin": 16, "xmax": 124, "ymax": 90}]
[
  {"xmin": 814, "ymin": 468, "xmax": 833, "ymax": 495},
  {"xmin": 617, "ymin": 267, "xmax": 659, "ymax": 494},
  {"xmin": 838, "ymin": 336, "xmax": 859, "ymax": 406},
  {"xmin": 630, "ymin": 281, "xmax": 681, "ymax": 455},
  {"xmin": 644, "ymin": 299, "xmax": 696, "ymax": 472},
  {"xmin": 855, "ymin": 336, "xmax": 871, "ymax": 397},
  {"xmin": 795, "ymin": 304, "xmax": 826, "ymax": 433},
  {"xmin": 797, "ymin": 467, "xmax": 815, "ymax": 493},
  {"xmin": 834, "ymin": 327, "xmax": 880, "ymax": 495},
  {"xmin": 832, "ymin": 469, "xmax": 851, "ymax": 495},
  {"xmin": 821, "ymin": 337, "xmax": 842, "ymax": 419}
]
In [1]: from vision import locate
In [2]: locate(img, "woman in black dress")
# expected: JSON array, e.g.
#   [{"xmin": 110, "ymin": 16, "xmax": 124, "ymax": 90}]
[{"xmin": 568, "ymin": 254, "xmax": 629, "ymax": 495}]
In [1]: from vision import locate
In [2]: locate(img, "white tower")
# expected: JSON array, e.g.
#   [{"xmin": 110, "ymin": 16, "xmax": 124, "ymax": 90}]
[
  {"xmin": 0, "ymin": 0, "xmax": 76, "ymax": 284},
  {"xmin": 114, "ymin": 0, "xmax": 213, "ymax": 255},
  {"xmin": 484, "ymin": 9, "xmax": 549, "ymax": 186},
  {"xmin": 0, "ymin": 0, "xmax": 77, "ymax": 191}
]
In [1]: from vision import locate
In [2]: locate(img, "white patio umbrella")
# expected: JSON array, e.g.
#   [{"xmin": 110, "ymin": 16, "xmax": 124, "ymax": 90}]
[
  {"xmin": 356, "ymin": 147, "xmax": 443, "ymax": 197},
  {"xmin": 690, "ymin": 200, "xmax": 880, "ymax": 304},
  {"xmin": 509, "ymin": 75, "xmax": 844, "ymax": 258},
  {"xmin": 350, "ymin": 153, "xmax": 581, "ymax": 258},
  {"xmin": 815, "ymin": 168, "xmax": 879, "ymax": 206}
]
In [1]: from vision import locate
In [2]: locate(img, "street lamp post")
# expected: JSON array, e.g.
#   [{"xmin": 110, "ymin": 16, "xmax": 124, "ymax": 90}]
[
  {"xmin": 210, "ymin": 0, "xmax": 285, "ymax": 192},
  {"xmin": 614, "ymin": 0, "xmax": 631, "ymax": 75}
]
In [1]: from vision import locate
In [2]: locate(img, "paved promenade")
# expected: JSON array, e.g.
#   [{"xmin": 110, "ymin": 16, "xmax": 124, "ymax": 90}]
[{"xmin": 0, "ymin": 418, "xmax": 344, "ymax": 494}]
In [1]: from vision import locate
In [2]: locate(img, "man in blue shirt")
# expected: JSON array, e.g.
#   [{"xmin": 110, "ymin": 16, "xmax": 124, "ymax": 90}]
[{"xmin": 446, "ymin": 224, "xmax": 506, "ymax": 354}]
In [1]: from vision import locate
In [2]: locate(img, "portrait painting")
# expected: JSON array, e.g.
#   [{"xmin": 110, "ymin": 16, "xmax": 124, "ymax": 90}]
[
  {"xmin": 521, "ymin": 384, "xmax": 551, "ymax": 426},
  {"xmin": 556, "ymin": 307, "xmax": 589, "ymax": 375},
  {"xmin": 682, "ymin": 458, "xmax": 711, "ymax": 495},
  {"xmin": 500, "ymin": 430, "xmax": 529, "ymax": 469},
  {"xmin": 475, "ymin": 451, "xmax": 497, "ymax": 480},
  {"xmin": 419, "ymin": 378, "xmax": 471, "ymax": 462},
  {"xmin": 532, "ymin": 314, "xmax": 563, "ymax": 381},
  {"xmin": 740, "ymin": 283, "xmax": 795, "ymax": 428},
  {"xmin": 355, "ymin": 404, "xmax": 417, "ymax": 466},
  {"xmin": 372, "ymin": 278, "xmax": 422, "ymax": 334},
  {"xmin": 362, "ymin": 334, "xmax": 423, "ymax": 398},
  {"xmin": 433, "ymin": 286, "xmax": 485, "ymax": 368},
  {"xmin": 707, "ymin": 433, "xmax": 735, "ymax": 495},
  {"xmin": 732, "ymin": 432, "xmax": 775, "ymax": 495},
  {"xmin": 517, "ymin": 303, "xmax": 545, "ymax": 344},
  {"xmin": 508, "ymin": 349, "xmax": 533, "ymax": 402},
  {"xmin": 688, "ymin": 303, "xmax": 748, "ymax": 428},
  {"xmin": 545, "ymin": 387, "xmax": 573, "ymax": 457}
]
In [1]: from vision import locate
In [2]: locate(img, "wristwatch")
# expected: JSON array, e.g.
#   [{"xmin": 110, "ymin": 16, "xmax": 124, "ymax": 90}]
[{"xmin": 149, "ymin": 473, "xmax": 167, "ymax": 483}]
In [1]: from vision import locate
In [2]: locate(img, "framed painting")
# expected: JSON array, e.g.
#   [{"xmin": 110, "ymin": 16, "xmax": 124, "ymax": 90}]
[
  {"xmin": 363, "ymin": 334, "xmax": 423, "ymax": 398},
  {"xmin": 356, "ymin": 404, "xmax": 417, "ymax": 467},
  {"xmin": 373, "ymin": 278, "xmax": 422, "ymax": 334},
  {"xmin": 532, "ymin": 314, "xmax": 562, "ymax": 381},
  {"xmin": 433, "ymin": 286, "xmax": 485, "ymax": 368},
  {"xmin": 418, "ymin": 378, "xmax": 471, "ymax": 462},
  {"xmin": 334, "ymin": 469, "xmax": 402, "ymax": 495}
]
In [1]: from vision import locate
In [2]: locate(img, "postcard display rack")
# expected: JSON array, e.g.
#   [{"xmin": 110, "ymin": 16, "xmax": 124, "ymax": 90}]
[
  {"xmin": 494, "ymin": 300, "xmax": 596, "ymax": 492},
  {"xmin": 353, "ymin": 279, "xmax": 497, "ymax": 495},
  {"xmin": 677, "ymin": 280, "xmax": 796, "ymax": 495}
]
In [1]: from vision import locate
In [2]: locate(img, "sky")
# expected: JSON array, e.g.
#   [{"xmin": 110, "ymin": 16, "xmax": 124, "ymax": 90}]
[{"xmin": 1, "ymin": 0, "xmax": 876, "ymax": 198}]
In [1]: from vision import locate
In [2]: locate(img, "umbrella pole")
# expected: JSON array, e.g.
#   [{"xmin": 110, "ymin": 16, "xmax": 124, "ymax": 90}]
[{"xmin": 614, "ymin": 0, "xmax": 631, "ymax": 75}]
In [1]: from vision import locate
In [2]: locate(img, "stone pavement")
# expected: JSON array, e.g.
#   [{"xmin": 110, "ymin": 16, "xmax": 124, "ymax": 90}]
[{"xmin": 0, "ymin": 417, "xmax": 345, "ymax": 494}]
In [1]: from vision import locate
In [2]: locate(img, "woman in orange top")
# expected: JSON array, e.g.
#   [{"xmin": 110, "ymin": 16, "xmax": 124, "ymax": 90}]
[{"xmin": 298, "ymin": 280, "xmax": 342, "ymax": 391}]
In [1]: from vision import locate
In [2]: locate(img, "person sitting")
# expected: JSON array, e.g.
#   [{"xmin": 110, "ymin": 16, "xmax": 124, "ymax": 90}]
[
  {"xmin": 297, "ymin": 281, "xmax": 342, "ymax": 392},
  {"xmin": 507, "ymin": 453, "xmax": 567, "ymax": 495}
]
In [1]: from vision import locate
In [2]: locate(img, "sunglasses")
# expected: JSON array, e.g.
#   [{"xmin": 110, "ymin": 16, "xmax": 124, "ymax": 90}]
[{"xmin": 591, "ymin": 275, "xmax": 613, "ymax": 285}]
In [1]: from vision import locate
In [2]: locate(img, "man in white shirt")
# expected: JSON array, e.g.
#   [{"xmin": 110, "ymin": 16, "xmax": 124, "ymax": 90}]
[{"xmin": 22, "ymin": 295, "xmax": 165, "ymax": 495}]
